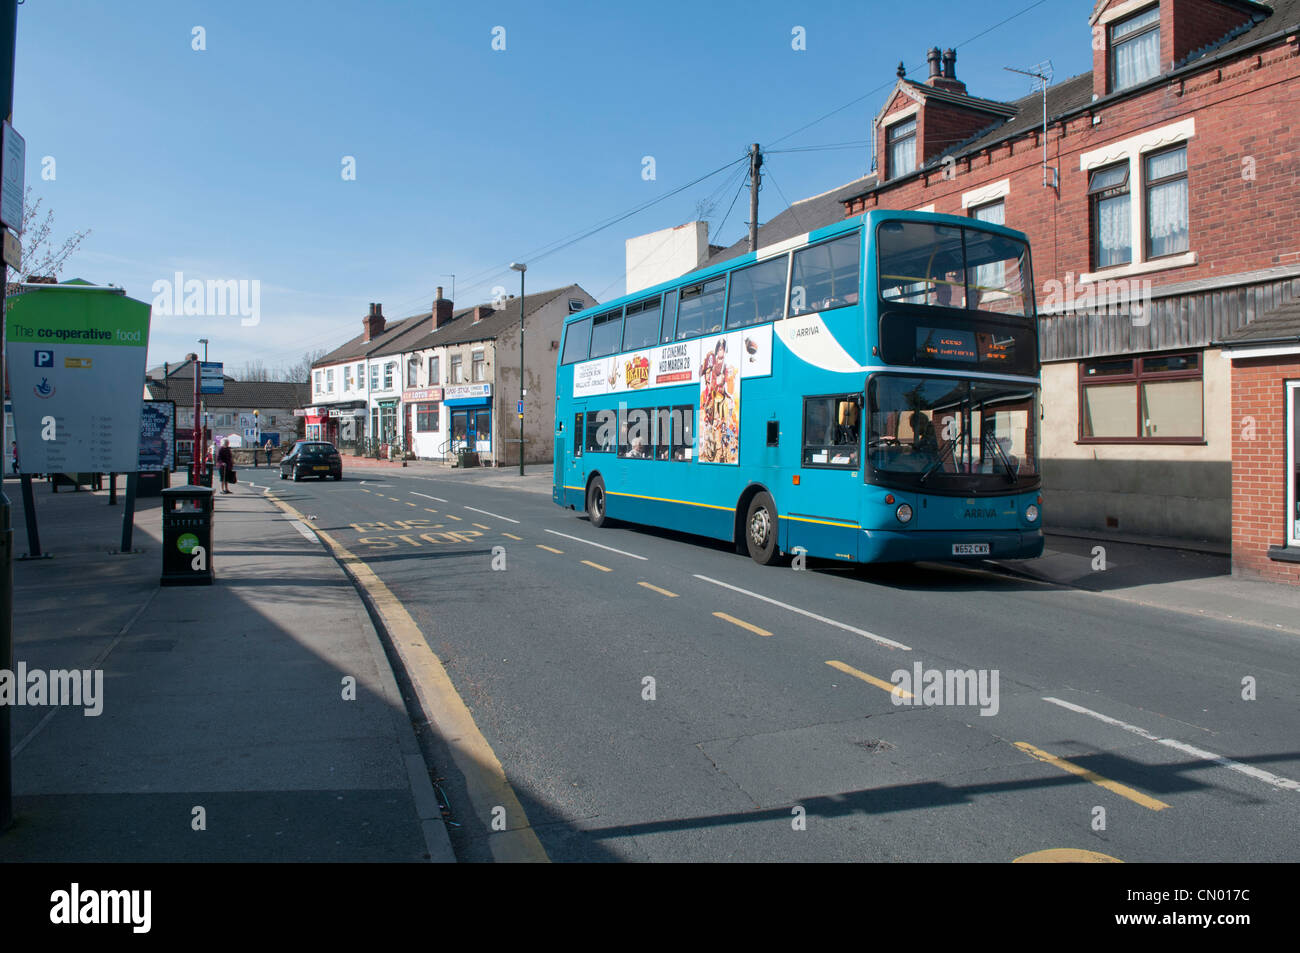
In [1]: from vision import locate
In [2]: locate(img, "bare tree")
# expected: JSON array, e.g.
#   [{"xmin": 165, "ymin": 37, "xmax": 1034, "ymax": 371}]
[
  {"xmin": 241, "ymin": 359, "xmax": 271, "ymax": 381},
  {"xmin": 5, "ymin": 187, "xmax": 91, "ymax": 289},
  {"xmin": 283, "ymin": 348, "xmax": 327, "ymax": 382}
]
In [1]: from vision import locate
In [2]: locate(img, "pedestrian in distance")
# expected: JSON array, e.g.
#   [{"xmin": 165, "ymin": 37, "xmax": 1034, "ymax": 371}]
[
  {"xmin": 10, "ymin": 440, "xmax": 17, "ymax": 475},
  {"xmin": 264, "ymin": 438, "xmax": 273, "ymax": 468},
  {"xmin": 217, "ymin": 438, "xmax": 235, "ymax": 494}
]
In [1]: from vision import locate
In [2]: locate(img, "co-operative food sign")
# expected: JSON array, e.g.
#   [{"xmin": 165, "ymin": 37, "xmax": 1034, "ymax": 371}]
[{"xmin": 6, "ymin": 280, "xmax": 151, "ymax": 473}]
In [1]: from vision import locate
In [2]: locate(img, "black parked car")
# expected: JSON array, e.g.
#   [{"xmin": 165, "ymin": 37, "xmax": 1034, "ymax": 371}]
[{"xmin": 280, "ymin": 441, "xmax": 343, "ymax": 481}]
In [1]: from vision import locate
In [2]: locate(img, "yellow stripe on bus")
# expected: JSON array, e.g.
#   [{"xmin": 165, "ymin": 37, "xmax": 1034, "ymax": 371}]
[{"xmin": 564, "ymin": 483, "xmax": 857, "ymax": 527}]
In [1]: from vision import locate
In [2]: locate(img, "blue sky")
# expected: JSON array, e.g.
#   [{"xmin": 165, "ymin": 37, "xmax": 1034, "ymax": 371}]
[{"xmin": 14, "ymin": 0, "xmax": 1090, "ymax": 376}]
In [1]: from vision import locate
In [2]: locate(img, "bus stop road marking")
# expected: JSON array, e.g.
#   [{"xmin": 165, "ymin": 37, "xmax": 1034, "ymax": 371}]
[
  {"xmin": 582, "ymin": 560, "xmax": 612, "ymax": 573},
  {"xmin": 825, "ymin": 660, "xmax": 912, "ymax": 699},
  {"xmin": 638, "ymin": 581, "xmax": 678, "ymax": 598},
  {"xmin": 537, "ymin": 544, "xmax": 564, "ymax": 554},
  {"xmin": 424, "ymin": 508, "xmax": 438, "ymax": 514},
  {"xmin": 472, "ymin": 523, "xmax": 491, "ymax": 530},
  {"xmin": 465, "ymin": 505, "xmax": 520, "ymax": 524},
  {"xmin": 406, "ymin": 501, "xmax": 418, "ymax": 507},
  {"xmin": 445, "ymin": 514, "xmax": 462, "ymax": 521},
  {"xmin": 544, "ymin": 529, "xmax": 647, "ymax": 561},
  {"xmin": 412, "ymin": 492, "xmax": 447, "ymax": 502},
  {"xmin": 1042, "ymin": 697, "xmax": 1300, "ymax": 793},
  {"xmin": 1014, "ymin": 742, "xmax": 1170, "ymax": 811},
  {"xmin": 714, "ymin": 612, "xmax": 772, "ymax": 637},
  {"xmin": 693, "ymin": 575, "xmax": 911, "ymax": 651},
  {"xmin": 502, "ymin": 532, "xmax": 523, "ymax": 541}
]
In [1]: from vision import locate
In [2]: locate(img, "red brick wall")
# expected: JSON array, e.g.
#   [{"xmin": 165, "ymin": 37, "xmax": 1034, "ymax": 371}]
[
  {"xmin": 846, "ymin": 33, "xmax": 1300, "ymax": 305},
  {"xmin": 1230, "ymin": 355, "xmax": 1300, "ymax": 582},
  {"xmin": 1167, "ymin": 0, "xmax": 1256, "ymax": 71},
  {"xmin": 922, "ymin": 101, "xmax": 1006, "ymax": 167}
]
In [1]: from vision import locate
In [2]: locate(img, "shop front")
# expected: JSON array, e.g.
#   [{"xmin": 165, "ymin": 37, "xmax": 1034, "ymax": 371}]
[
  {"xmin": 300, "ymin": 406, "xmax": 327, "ymax": 443},
  {"xmin": 403, "ymin": 387, "xmax": 444, "ymax": 458},
  {"xmin": 370, "ymin": 398, "xmax": 400, "ymax": 453},
  {"xmin": 445, "ymin": 383, "xmax": 493, "ymax": 461}
]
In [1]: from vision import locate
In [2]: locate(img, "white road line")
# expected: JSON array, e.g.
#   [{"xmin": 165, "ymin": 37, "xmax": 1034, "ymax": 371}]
[
  {"xmin": 692, "ymin": 574, "xmax": 912, "ymax": 651},
  {"xmin": 1043, "ymin": 696, "xmax": 1300, "ymax": 793},
  {"xmin": 361, "ymin": 481, "xmax": 394, "ymax": 487},
  {"xmin": 544, "ymin": 529, "xmax": 647, "ymax": 560},
  {"xmin": 411, "ymin": 492, "xmax": 447, "ymax": 502},
  {"xmin": 291, "ymin": 520, "xmax": 319, "ymax": 542},
  {"xmin": 464, "ymin": 505, "xmax": 519, "ymax": 524}
]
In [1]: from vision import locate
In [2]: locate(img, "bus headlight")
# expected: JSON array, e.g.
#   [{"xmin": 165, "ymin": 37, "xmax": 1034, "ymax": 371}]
[
  {"xmin": 1025, "ymin": 504, "xmax": 1039, "ymax": 522},
  {"xmin": 896, "ymin": 503, "xmax": 913, "ymax": 524}
]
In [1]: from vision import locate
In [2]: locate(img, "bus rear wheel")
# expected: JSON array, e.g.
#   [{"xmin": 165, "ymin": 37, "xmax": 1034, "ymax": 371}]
[
  {"xmin": 586, "ymin": 476, "xmax": 608, "ymax": 528},
  {"xmin": 745, "ymin": 491, "xmax": 781, "ymax": 565}
]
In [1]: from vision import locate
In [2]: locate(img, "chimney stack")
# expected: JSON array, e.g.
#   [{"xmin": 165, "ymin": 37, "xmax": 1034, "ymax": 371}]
[
  {"xmin": 472, "ymin": 304, "xmax": 494, "ymax": 323},
  {"xmin": 363, "ymin": 302, "xmax": 387, "ymax": 342},
  {"xmin": 433, "ymin": 287, "xmax": 455, "ymax": 329},
  {"xmin": 926, "ymin": 47, "xmax": 966, "ymax": 94}
]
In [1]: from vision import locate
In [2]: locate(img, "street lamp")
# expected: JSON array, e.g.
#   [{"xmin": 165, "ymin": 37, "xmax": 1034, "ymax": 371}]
[
  {"xmin": 197, "ymin": 339, "xmax": 209, "ymax": 468},
  {"xmin": 510, "ymin": 262, "xmax": 526, "ymax": 477}
]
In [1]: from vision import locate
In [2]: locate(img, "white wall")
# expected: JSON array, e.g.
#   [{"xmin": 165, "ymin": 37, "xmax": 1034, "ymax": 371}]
[{"xmin": 625, "ymin": 221, "xmax": 710, "ymax": 296}]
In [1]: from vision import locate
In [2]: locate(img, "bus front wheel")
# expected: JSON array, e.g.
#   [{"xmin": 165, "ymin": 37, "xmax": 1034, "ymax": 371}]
[
  {"xmin": 745, "ymin": 492, "xmax": 781, "ymax": 566},
  {"xmin": 587, "ymin": 476, "xmax": 608, "ymax": 528}
]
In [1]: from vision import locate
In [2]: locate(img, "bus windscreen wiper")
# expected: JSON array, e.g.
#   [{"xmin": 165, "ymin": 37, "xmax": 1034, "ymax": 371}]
[
  {"xmin": 918, "ymin": 426, "xmax": 961, "ymax": 485},
  {"xmin": 983, "ymin": 431, "xmax": 1019, "ymax": 483}
]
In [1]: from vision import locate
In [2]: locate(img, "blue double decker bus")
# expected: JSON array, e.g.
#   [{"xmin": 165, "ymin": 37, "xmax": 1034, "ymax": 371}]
[{"xmin": 553, "ymin": 209, "xmax": 1043, "ymax": 566}]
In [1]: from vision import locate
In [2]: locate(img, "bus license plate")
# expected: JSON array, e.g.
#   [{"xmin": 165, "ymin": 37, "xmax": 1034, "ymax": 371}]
[{"xmin": 952, "ymin": 543, "xmax": 990, "ymax": 556}]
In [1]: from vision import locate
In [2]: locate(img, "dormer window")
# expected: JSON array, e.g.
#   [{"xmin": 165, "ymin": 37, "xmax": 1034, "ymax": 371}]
[
  {"xmin": 1111, "ymin": 5, "xmax": 1160, "ymax": 92},
  {"xmin": 887, "ymin": 118, "xmax": 917, "ymax": 178}
]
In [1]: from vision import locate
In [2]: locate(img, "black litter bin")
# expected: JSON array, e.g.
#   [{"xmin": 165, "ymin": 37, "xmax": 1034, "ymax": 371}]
[
  {"xmin": 161, "ymin": 485, "xmax": 215, "ymax": 586},
  {"xmin": 200, "ymin": 463, "xmax": 214, "ymax": 487}
]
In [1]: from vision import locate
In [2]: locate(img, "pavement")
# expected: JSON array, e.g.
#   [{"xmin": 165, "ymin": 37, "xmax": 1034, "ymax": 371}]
[{"xmin": 0, "ymin": 473, "xmax": 454, "ymax": 862}]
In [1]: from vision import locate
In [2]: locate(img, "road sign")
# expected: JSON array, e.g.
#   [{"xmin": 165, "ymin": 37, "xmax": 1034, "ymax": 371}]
[
  {"xmin": 517, "ymin": 400, "xmax": 523, "ymax": 413},
  {"xmin": 3, "ymin": 228, "xmax": 19, "ymax": 268},
  {"xmin": 7, "ymin": 280, "xmax": 151, "ymax": 473},
  {"xmin": 199, "ymin": 361, "xmax": 224, "ymax": 394},
  {"xmin": 2, "ymin": 121, "xmax": 25, "ymax": 234}
]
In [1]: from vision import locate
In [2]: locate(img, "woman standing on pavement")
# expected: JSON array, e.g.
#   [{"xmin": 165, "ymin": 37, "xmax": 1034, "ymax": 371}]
[{"xmin": 217, "ymin": 437, "xmax": 234, "ymax": 494}]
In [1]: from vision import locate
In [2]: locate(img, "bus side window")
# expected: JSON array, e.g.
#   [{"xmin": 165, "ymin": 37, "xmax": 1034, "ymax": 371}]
[
  {"xmin": 620, "ymin": 407, "xmax": 652, "ymax": 458},
  {"xmin": 586, "ymin": 410, "xmax": 615, "ymax": 453},
  {"xmin": 671, "ymin": 405, "xmax": 695, "ymax": 460},
  {"xmin": 654, "ymin": 407, "xmax": 671, "ymax": 460},
  {"xmin": 573, "ymin": 412, "xmax": 583, "ymax": 457},
  {"xmin": 660, "ymin": 290, "xmax": 679, "ymax": 344}
]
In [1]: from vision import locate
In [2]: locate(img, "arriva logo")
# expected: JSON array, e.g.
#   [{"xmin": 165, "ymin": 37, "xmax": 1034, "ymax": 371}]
[{"xmin": 963, "ymin": 507, "xmax": 996, "ymax": 518}]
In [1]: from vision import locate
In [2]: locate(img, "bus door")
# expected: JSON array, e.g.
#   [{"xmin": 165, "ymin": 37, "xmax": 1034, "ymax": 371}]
[{"xmin": 563, "ymin": 404, "xmax": 586, "ymax": 508}]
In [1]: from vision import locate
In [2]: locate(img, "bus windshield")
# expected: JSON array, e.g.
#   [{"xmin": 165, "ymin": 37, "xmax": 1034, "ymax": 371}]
[
  {"xmin": 877, "ymin": 220, "xmax": 1032, "ymax": 317},
  {"xmin": 867, "ymin": 374, "xmax": 1038, "ymax": 493}
]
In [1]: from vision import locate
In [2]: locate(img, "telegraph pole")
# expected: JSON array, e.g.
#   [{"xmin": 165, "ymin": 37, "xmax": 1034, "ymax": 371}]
[
  {"xmin": 748, "ymin": 143, "xmax": 762, "ymax": 252},
  {"xmin": 1, "ymin": 0, "xmax": 18, "ymax": 832},
  {"xmin": 510, "ymin": 263, "xmax": 526, "ymax": 477}
]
